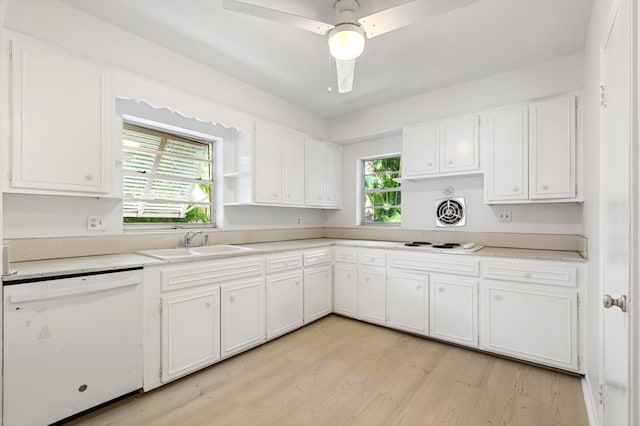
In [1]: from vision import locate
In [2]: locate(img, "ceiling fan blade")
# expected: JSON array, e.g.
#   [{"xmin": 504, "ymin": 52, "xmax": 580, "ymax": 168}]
[
  {"xmin": 336, "ymin": 59, "xmax": 355, "ymax": 94},
  {"xmin": 222, "ymin": 0, "xmax": 334, "ymax": 35},
  {"xmin": 358, "ymin": 0, "xmax": 478, "ymax": 38}
]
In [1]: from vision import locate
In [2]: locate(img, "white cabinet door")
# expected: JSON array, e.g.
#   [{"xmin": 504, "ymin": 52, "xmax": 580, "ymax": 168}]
[
  {"xmin": 479, "ymin": 281, "xmax": 578, "ymax": 370},
  {"xmin": 529, "ymin": 95, "xmax": 576, "ymax": 199},
  {"xmin": 429, "ymin": 276, "xmax": 477, "ymax": 347},
  {"xmin": 325, "ymin": 142, "xmax": 342, "ymax": 208},
  {"xmin": 485, "ymin": 106, "xmax": 529, "ymax": 202},
  {"xmin": 281, "ymin": 130, "xmax": 305, "ymax": 205},
  {"xmin": 303, "ymin": 265, "xmax": 332, "ymax": 322},
  {"xmin": 161, "ymin": 288, "xmax": 220, "ymax": 382},
  {"xmin": 334, "ymin": 262, "xmax": 358, "ymax": 318},
  {"xmin": 220, "ymin": 278, "xmax": 265, "ymax": 358},
  {"xmin": 10, "ymin": 39, "xmax": 109, "ymax": 194},
  {"xmin": 304, "ymin": 137, "xmax": 326, "ymax": 206},
  {"xmin": 402, "ymin": 123, "xmax": 439, "ymax": 177},
  {"xmin": 357, "ymin": 266, "xmax": 387, "ymax": 325},
  {"xmin": 387, "ymin": 270, "xmax": 428, "ymax": 335},
  {"xmin": 266, "ymin": 271, "xmax": 303, "ymax": 339},
  {"xmin": 440, "ymin": 115, "xmax": 479, "ymax": 173},
  {"xmin": 254, "ymin": 121, "xmax": 282, "ymax": 204}
]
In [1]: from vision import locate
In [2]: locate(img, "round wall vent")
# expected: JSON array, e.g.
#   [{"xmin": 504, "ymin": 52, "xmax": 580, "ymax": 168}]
[{"xmin": 435, "ymin": 197, "xmax": 466, "ymax": 227}]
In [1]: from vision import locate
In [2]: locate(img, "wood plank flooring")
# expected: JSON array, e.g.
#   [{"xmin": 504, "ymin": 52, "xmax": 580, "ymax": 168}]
[{"xmin": 67, "ymin": 315, "xmax": 589, "ymax": 425}]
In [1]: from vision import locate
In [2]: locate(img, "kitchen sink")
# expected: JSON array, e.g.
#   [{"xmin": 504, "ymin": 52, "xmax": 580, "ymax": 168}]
[{"xmin": 139, "ymin": 245, "xmax": 254, "ymax": 260}]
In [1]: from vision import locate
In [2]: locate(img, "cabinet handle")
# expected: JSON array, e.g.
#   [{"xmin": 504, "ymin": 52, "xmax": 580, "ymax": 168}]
[
  {"xmin": 318, "ymin": 196, "xmax": 323, "ymax": 200},
  {"xmin": 427, "ymin": 161, "xmax": 433, "ymax": 167},
  {"xmin": 85, "ymin": 174, "xmax": 95, "ymax": 181},
  {"xmin": 286, "ymin": 193, "xmax": 291, "ymax": 199},
  {"xmin": 512, "ymin": 186, "xmax": 519, "ymax": 192},
  {"xmin": 229, "ymin": 293, "xmax": 237, "ymax": 302},
  {"xmin": 346, "ymin": 274, "xmax": 351, "ymax": 279},
  {"xmin": 541, "ymin": 184, "xmax": 549, "ymax": 190},
  {"xmin": 364, "ymin": 276, "xmax": 370, "ymax": 282},
  {"xmin": 416, "ymin": 284, "xmax": 422, "ymax": 290},
  {"xmin": 327, "ymin": 197, "xmax": 331, "ymax": 201},
  {"xmin": 206, "ymin": 300, "xmax": 212, "ymax": 308},
  {"xmin": 494, "ymin": 295, "xmax": 503, "ymax": 302},
  {"xmin": 523, "ymin": 272, "xmax": 531, "ymax": 279},
  {"xmin": 295, "ymin": 281, "xmax": 300, "ymax": 286},
  {"xmin": 438, "ymin": 287, "xmax": 445, "ymax": 293},
  {"xmin": 447, "ymin": 160, "xmax": 453, "ymax": 165}
]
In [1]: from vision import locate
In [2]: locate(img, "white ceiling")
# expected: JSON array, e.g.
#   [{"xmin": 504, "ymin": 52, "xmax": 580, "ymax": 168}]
[{"xmin": 58, "ymin": 0, "xmax": 594, "ymax": 119}]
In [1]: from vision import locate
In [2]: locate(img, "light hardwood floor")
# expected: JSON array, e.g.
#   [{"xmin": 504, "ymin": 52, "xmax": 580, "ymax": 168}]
[{"xmin": 68, "ymin": 315, "xmax": 589, "ymax": 425}]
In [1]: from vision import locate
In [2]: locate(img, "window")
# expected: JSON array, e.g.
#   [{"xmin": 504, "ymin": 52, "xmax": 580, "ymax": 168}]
[
  {"xmin": 122, "ymin": 123, "xmax": 215, "ymax": 225},
  {"xmin": 362, "ymin": 155, "xmax": 401, "ymax": 224}
]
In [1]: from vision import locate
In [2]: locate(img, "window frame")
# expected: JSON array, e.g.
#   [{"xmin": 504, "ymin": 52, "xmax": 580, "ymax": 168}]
[
  {"xmin": 121, "ymin": 121, "xmax": 218, "ymax": 230},
  {"xmin": 360, "ymin": 153, "xmax": 402, "ymax": 226}
]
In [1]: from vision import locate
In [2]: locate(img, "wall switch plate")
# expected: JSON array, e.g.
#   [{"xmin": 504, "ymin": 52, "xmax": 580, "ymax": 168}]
[
  {"xmin": 88, "ymin": 216, "xmax": 107, "ymax": 231},
  {"xmin": 498, "ymin": 210, "xmax": 512, "ymax": 223}
]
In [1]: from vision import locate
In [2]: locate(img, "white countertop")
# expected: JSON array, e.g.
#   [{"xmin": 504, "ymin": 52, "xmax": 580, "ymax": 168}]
[
  {"xmin": 3, "ymin": 238, "xmax": 585, "ymax": 282},
  {"xmin": 3, "ymin": 253, "xmax": 164, "ymax": 282}
]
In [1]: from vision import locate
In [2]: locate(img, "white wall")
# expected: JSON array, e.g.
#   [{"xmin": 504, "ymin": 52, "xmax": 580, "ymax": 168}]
[
  {"xmin": 1, "ymin": 0, "xmax": 329, "ymax": 238},
  {"xmin": 325, "ymin": 56, "xmax": 585, "ymax": 235},
  {"xmin": 328, "ymin": 54, "xmax": 585, "ymax": 143},
  {"xmin": 581, "ymin": 0, "xmax": 613, "ymax": 419}
]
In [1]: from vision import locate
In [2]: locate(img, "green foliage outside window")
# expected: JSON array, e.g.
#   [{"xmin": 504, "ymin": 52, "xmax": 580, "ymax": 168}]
[{"xmin": 363, "ymin": 156, "xmax": 401, "ymax": 223}]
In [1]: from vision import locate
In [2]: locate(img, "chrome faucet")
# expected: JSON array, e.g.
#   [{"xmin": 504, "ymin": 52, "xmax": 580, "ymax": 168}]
[{"xmin": 184, "ymin": 230, "xmax": 203, "ymax": 247}]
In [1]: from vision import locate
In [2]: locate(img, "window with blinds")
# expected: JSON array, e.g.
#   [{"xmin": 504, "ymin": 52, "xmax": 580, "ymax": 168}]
[
  {"xmin": 122, "ymin": 123, "xmax": 215, "ymax": 224},
  {"xmin": 362, "ymin": 155, "xmax": 401, "ymax": 224}
]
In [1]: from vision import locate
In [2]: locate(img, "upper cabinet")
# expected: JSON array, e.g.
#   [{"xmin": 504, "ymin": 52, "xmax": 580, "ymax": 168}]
[
  {"xmin": 224, "ymin": 120, "xmax": 341, "ymax": 209},
  {"xmin": 484, "ymin": 94, "xmax": 579, "ymax": 204},
  {"xmin": 7, "ymin": 38, "xmax": 110, "ymax": 195},
  {"xmin": 402, "ymin": 114, "xmax": 479, "ymax": 179},
  {"xmin": 305, "ymin": 138, "xmax": 341, "ymax": 208},
  {"xmin": 253, "ymin": 121, "xmax": 305, "ymax": 206}
]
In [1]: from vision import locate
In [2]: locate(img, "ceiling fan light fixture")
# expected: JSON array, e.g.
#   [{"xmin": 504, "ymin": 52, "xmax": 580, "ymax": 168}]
[{"xmin": 328, "ymin": 24, "xmax": 365, "ymax": 60}]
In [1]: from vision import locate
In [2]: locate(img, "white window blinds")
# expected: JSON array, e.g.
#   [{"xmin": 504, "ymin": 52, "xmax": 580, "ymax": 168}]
[{"xmin": 122, "ymin": 123, "xmax": 214, "ymax": 221}]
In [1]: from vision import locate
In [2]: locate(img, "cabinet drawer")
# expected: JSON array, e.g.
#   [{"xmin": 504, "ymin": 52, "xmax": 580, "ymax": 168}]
[
  {"xmin": 266, "ymin": 252, "xmax": 303, "ymax": 274},
  {"xmin": 303, "ymin": 248, "xmax": 331, "ymax": 266},
  {"xmin": 358, "ymin": 249, "xmax": 386, "ymax": 267},
  {"xmin": 333, "ymin": 247, "xmax": 358, "ymax": 263},
  {"xmin": 161, "ymin": 257, "xmax": 265, "ymax": 291},
  {"xmin": 483, "ymin": 260, "xmax": 577, "ymax": 288},
  {"xmin": 388, "ymin": 252, "xmax": 479, "ymax": 276}
]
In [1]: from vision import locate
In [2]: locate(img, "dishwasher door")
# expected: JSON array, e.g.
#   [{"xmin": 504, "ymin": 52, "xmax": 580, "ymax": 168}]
[{"xmin": 3, "ymin": 269, "xmax": 143, "ymax": 426}]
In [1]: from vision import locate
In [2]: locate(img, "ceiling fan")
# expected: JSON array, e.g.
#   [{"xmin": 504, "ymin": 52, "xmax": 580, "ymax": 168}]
[{"xmin": 221, "ymin": 0, "xmax": 478, "ymax": 93}]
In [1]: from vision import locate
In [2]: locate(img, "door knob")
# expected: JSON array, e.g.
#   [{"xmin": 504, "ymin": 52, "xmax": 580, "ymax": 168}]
[{"xmin": 603, "ymin": 294, "xmax": 627, "ymax": 312}]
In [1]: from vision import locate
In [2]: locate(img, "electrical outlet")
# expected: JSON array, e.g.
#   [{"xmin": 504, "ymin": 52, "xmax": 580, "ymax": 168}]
[
  {"xmin": 498, "ymin": 210, "xmax": 512, "ymax": 223},
  {"xmin": 296, "ymin": 217, "xmax": 302, "ymax": 225},
  {"xmin": 87, "ymin": 216, "xmax": 107, "ymax": 231}
]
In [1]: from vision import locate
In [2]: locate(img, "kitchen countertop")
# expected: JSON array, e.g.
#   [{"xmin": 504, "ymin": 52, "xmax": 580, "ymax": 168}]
[
  {"xmin": 2, "ymin": 253, "xmax": 164, "ymax": 283},
  {"xmin": 2, "ymin": 238, "xmax": 585, "ymax": 282}
]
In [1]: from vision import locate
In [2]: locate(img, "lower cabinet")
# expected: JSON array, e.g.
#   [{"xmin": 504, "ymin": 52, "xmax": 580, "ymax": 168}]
[
  {"xmin": 357, "ymin": 266, "xmax": 387, "ymax": 325},
  {"xmin": 429, "ymin": 275, "xmax": 478, "ymax": 347},
  {"xmin": 334, "ymin": 262, "xmax": 358, "ymax": 318},
  {"xmin": 479, "ymin": 280, "xmax": 578, "ymax": 370},
  {"xmin": 303, "ymin": 265, "xmax": 332, "ymax": 323},
  {"xmin": 161, "ymin": 288, "xmax": 221, "ymax": 382},
  {"xmin": 266, "ymin": 271, "xmax": 304, "ymax": 339},
  {"xmin": 386, "ymin": 270, "xmax": 429, "ymax": 335},
  {"xmin": 221, "ymin": 277, "xmax": 266, "ymax": 358}
]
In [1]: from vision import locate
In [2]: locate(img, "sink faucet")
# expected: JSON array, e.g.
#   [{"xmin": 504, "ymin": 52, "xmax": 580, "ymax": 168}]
[{"xmin": 184, "ymin": 230, "xmax": 203, "ymax": 247}]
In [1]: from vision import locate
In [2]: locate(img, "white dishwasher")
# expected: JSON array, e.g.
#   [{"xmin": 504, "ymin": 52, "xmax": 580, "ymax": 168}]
[{"xmin": 3, "ymin": 268, "xmax": 144, "ymax": 426}]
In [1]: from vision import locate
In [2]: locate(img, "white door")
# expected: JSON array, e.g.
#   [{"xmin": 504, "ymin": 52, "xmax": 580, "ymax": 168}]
[
  {"xmin": 402, "ymin": 123, "xmax": 439, "ymax": 177},
  {"xmin": 600, "ymin": 0, "xmax": 634, "ymax": 423},
  {"xmin": 357, "ymin": 266, "xmax": 387, "ymax": 325},
  {"xmin": 304, "ymin": 137, "xmax": 326, "ymax": 205},
  {"xmin": 266, "ymin": 271, "xmax": 303, "ymax": 338},
  {"xmin": 161, "ymin": 288, "xmax": 220, "ymax": 382},
  {"xmin": 430, "ymin": 276, "xmax": 477, "ymax": 347},
  {"xmin": 325, "ymin": 142, "xmax": 342, "ymax": 207},
  {"xmin": 220, "ymin": 278, "xmax": 265, "ymax": 358},
  {"xmin": 253, "ymin": 121, "xmax": 282, "ymax": 204},
  {"xmin": 303, "ymin": 265, "xmax": 332, "ymax": 322},
  {"xmin": 440, "ymin": 115, "xmax": 479, "ymax": 173},
  {"xmin": 281, "ymin": 130, "xmax": 305, "ymax": 205},
  {"xmin": 387, "ymin": 270, "xmax": 428, "ymax": 335},
  {"xmin": 334, "ymin": 262, "xmax": 358, "ymax": 317},
  {"xmin": 485, "ymin": 106, "xmax": 529, "ymax": 201}
]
